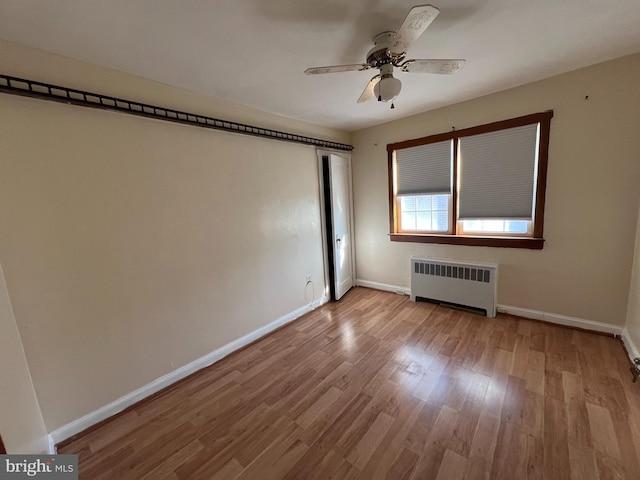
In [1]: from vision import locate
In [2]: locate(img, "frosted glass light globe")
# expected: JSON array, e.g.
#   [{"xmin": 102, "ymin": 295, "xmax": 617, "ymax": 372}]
[{"xmin": 374, "ymin": 76, "xmax": 402, "ymax": 102}]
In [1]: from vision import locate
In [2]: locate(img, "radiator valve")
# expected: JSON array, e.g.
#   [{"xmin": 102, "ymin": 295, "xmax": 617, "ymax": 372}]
[{"xmin": 633, "ymin": 358, "xmax": 640, "ymax": 383}]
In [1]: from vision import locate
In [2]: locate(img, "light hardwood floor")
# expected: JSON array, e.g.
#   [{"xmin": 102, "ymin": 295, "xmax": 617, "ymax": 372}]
[{"xmin": 59, "ymin": 287, "xmax": 640, "ymax": 479}]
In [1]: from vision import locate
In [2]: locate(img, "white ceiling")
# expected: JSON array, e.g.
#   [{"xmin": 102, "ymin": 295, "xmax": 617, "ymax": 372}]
[{"xmin": 1, "ymin": 0, "xmax": 640, "ymax": 132}]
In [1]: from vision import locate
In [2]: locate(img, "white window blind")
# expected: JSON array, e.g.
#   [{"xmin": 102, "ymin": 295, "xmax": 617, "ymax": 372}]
[
  {"xmin": 458, "ymin": 123, "xmax": 539, "ymax": 220},
  {"xmin": 396, "ymin": 140, "xmax": 452, "ymax": 196}
]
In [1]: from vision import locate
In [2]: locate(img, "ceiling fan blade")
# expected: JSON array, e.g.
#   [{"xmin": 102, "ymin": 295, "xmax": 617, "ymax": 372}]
[
  {"xmin": 390, "ymin": 4, "xmax": 440, "ymax": 55},
  {"xmin": 400, "ymin": 59, "xmax": 466, "ymax": 74},
  {"xmin": 305, "ymin": 64, "xmax": 371, "ymax": 75},
  {"xmin": 357, "ymin": 75, "xmax": 381, "ymax": 103}
]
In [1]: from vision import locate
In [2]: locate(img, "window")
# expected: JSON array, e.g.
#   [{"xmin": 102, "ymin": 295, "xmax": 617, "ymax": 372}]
[
  {"xmin": 459, "ymin": 219, "xmax": 531, "ymax": 235},
  {"xmin": 388, "ymin": 111, "xmax": 553, "ymax": 249},
  {"xmin": 399, "ymin": 194, "xmax": 450, "ymax": 232}
]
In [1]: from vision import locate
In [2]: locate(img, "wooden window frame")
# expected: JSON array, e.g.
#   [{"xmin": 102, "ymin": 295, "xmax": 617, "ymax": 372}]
[{"xmin": 388, "ymin": 110, "xmax": 553, "ymax": 250}]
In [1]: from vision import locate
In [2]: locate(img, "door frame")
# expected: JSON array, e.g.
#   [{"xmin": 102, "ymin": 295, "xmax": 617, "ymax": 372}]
[{"xmin": 316, "ymin": 149, "xmax": 356, "ymax": 300}]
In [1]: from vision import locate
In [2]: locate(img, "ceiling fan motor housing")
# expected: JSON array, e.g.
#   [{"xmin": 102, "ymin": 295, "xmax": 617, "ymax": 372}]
[{"xmin": 367, "ymin": 32, "xmax": 406, "ymax": 67}]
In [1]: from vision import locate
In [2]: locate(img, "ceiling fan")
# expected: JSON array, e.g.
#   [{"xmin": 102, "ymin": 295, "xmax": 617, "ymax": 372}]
[{"xmin": 304, "ymin": 4, "xmax": 465, "ymax": 108}]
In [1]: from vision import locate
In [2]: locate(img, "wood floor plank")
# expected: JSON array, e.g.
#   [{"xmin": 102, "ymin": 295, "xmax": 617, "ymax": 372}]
[
  {"xmin": 562, "ymin": 371, "xmax": 585, "ymax": 403},
  {"xmin": 298, "ymin": 387, "xmax": 361, "ymax": 445},
  {"xmin": 490, "ymin": 420, "xmax": 525, "ymax": 480},
  {"xmin": 482, "ymin": 354, "xmax": 511, "ymax": 418},
  {"xmin": 358, "ymin": 393, "xmax": 423, "ymax": 480},
  {"xmin": 465, "ymin": 411, "xmax": 500, "ymax": 480},
  {"xmin": 335, "ymin": 384, "xmax": 397, "ymax": 456},
  {"xmin": 595, "ymin": 451, "xmax": 627, "ymax": 480},
  {"xmin": 206, "ymin": 459, "xmax": 243, "ymax": 480},
  {"xmin": 389, "ymin": 363, "xmax": 424, "ymax": 394},
  {"xmin": 362, "ymin": 358, "xmax": 397, "ymax": 396},
  {"xmin": 510, "ymin": 333, "xmax": 530, "ymax": 379},
  {"xmin": 586, "ymin": 403, "xmax": 622, "ymax": 459},
  {"xmin": 311, "ymin": 392, "xmax": 372, "ymax": 453},
  {"xmin": 543, "ymin": 396, "xmax": 571, "ymax": 479},
  {"xmin": 56, "ymin": 288, "xmax": 640, "ymax": 480},
  {"xmin": 84, "ymin": 410, "xmax": 140, "ymax": 454},
  {"xmin": 188, "ymin": 370, "xmax": 242, "ymax": 403},
  {"xmin": 305, "ymin": 448, "xmax": 353, "ymax": 480},
  {"xmin": 566, "ymin": 400, "xmax": 593, "ymax": 447},
  {"xmin": 281, "ymin": 445, "xmax": 338, "ymax": 480},
  {"xmin": 102, "ymin": 430, "xmax": 195, "ymax": 480},
  {"xmin": 623, "ymin": 386, "xmax": 640, "ymax": 458},
  {"xmin": 139, "ymin": 439, "xmax": 204, "ymax": 480},
  {"xmin": 384, "ymin": 447, "xmax": 419, "ymax": 480},
  {"xmin": 410, "ymin": 405, "xmax": 458, "ymax": 480},
  {"xmin": 473, "ymin": 346, "xmax": 498, "ymax": 376},
  {"xmin": 524, "ymin": 348, "xmax": 546, "ymax": 396},
  {"xmin": 346, "ymin": 411, "xmax": 394, "ymax": 469},
  {"xmin": 234, "ymin": 423, "xmax": 308, "ymax": 480},
  {"xmin": 232, "ymin": 413, "xmax": 297, "ymax": 467},
  {"xmin": 568, "ymin": 444, "xmax": 599, "ymax": 480},
  {"xmin": 412, "ymin": 355, "xmax": 449, "ymax": 401},
  {"xmin": 434, "ymin": 449, "xmax": 467, "ymax": 480},
  {"xmin": 450, "ymin": 373, "xmax": 488, "ymax": 453},
  {"xmin": 295, "ymin": 386, "xmax": 343, "ymax": 428},
  {"xmin": 521, "ymin": 433, "xmax": 544, "ymax": 480}
]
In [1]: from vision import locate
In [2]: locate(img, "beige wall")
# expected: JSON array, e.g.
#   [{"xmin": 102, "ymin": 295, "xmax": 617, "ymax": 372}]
[
  {"xmin": 0, "ymin": 263, "xmax": 49, "ymax": 453},
  {"xmin": 352, "ymin": 53, "xmax": 640, "ymax": 326},
  {"xmin": 626, "ymin": 207, "xmax": 640, "ymax": 351},
  {"xmin": 0, "ymin": 40, "xmax": 349, "ymax": 431}
]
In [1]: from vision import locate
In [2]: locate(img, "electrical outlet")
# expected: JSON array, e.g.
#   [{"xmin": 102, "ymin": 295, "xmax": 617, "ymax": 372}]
[{"xmin": 306, "ymin": 274, "xmax": 311, "ymax": 282}]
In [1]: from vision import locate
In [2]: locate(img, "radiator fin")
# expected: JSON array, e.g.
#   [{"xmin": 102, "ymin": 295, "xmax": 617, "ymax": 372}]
[{"xmin": 414, "ymin": 261, "xmax": 491, "ymax": 283}]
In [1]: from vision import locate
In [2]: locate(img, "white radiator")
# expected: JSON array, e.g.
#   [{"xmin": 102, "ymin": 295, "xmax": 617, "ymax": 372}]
[{"xmin": 410, "ymin": 256, "xmax": 498, "ymax": 317}]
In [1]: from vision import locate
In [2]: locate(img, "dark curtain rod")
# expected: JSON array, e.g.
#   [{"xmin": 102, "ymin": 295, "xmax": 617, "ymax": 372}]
[{"xmin": 0, "ymin": 73, "xmax": 353, "ymax": 152}]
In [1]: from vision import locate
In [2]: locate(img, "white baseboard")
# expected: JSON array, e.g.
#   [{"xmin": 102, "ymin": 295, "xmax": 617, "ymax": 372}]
[
  {"xmin": 49, "ymin": 295, "xmax": 329, "ymax": 445},
  {"xmin": 497, "ymin": 304, "xmax": 623, "ymax": 336},
  {"xmin": 621, "ymin": 329, "xmax": 640, "ymax": 363},
  {"xmin": 356, "ymin": 279, "xmax": 409, "ymax": 296},
  {"xmin": 47, "ymin": 434, "xmax": 56, "ymax": 455}
]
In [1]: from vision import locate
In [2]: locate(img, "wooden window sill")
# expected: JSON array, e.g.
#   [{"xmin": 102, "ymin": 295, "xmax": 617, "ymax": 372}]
[{"xmin": 389, "ymin": 233, "xmax": 544, "ymax": 249}]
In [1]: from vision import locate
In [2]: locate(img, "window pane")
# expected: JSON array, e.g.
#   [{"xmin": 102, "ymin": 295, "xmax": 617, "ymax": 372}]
[
  {"xmin": 401, "ymin": 196, "xmax": 416, "ymax": 211},
  {"xmin": 505, "ymin": 220, "xmax": 528, "ymax": 233},
  {"xmin": 432, "ymin": 194, "xmax": 449, "ymax": 211},
  {"xmin": 482, "ymin": 220, "xmax": 505, "ymax": 232},
  {"xmin": 416, "ymin": 196, "xmax": 431, "ymax": 211},
  {"xmin": 401, "ymin": 212, "xmax": 416, "ymax": 230},
  {"xmin": 416, "ymin": 211, "xmax": 432, "ymax": 230},
  {"xmin": 433, "ymin": 211, "xmax": 449, "ymax": 231},
  {"xmin": 461, "ymin": 219, "xmax": 532, "ymax": 235},
  {"xmin": 463, "ymin": 220, "xmax": 483, "ymax": 232}
]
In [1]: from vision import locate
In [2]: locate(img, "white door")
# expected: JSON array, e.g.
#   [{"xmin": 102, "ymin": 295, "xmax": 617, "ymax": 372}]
[{"xmin": 329, "ymin": 153, "xmax": 354, "ymax": 300}]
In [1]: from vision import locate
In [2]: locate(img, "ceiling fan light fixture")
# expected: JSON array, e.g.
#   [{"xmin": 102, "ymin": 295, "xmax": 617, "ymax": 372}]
[{"xmin": 374, "ymin": 75, "xmax": 402, "ymax": 102}]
